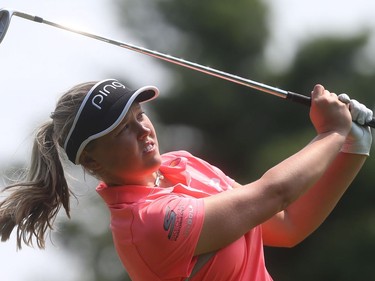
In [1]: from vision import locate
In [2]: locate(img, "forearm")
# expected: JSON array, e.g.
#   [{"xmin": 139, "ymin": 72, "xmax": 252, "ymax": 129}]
[
  {"xmin": 196, "ymin": 131, "xmax": 346, "ymax": 254},
  {"xmin": 260, "ymin": 131, "xmax": 346, "ymax": 209},
  {"xmin": 263, "ymin": 152, "xmax": 366, "ymax": 247}
]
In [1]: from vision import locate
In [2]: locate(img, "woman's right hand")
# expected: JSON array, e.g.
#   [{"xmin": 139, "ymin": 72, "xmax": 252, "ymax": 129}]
[{"xmin": 309, "ymin": 84, "xmax": 352, "ymax": 137}]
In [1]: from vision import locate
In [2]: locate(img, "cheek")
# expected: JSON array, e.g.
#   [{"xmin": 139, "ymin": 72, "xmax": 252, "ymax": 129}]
[
  {"xmin": 102, "ymin": 142, "xmax": 134, "ymax": 162},
  {"xmin": 96, "ymin": 148, "xmax": 132, "ymax": 175},
  {"xmin": 91, "ymin": 138, "xmax": 130, "ymax": 165}
]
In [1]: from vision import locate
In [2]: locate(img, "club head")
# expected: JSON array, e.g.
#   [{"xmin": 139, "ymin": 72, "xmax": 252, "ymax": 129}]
[{"xmin": 0, "ymin": 9, "xmax": 11, "ymax": 44}]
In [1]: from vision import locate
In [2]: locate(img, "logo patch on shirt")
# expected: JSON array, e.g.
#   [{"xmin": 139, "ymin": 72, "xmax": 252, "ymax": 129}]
[
  {"xmin": 164, "ymin": 204, "xmax": 193, "ymax": 241},
  {"xmin": 163, "ymin": 206, "xmax": 177, "ymax": 240}
]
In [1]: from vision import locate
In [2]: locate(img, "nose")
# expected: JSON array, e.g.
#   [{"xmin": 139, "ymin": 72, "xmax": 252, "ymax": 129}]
[{"xmin": 137, "ymin": 121, "xmax": 151, "ymax": 139}]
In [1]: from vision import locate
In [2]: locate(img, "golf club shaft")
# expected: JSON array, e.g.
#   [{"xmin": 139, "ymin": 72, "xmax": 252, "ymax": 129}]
[
  {"xmin": 6, "ymin": 10, "xmax": 375, "ymax": 128},
  {"xmin": 25, "ymin": 15, "xmax": 298, "ymax": 98}
]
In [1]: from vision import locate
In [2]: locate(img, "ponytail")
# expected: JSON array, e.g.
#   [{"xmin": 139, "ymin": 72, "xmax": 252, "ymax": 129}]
[
  {"xmin": 0, "ymin": 81, "xmax": 97, "ymax": 249},
  {"xmin": 0, "ymin": 121, "xmax": 70, "ymax": 249}
]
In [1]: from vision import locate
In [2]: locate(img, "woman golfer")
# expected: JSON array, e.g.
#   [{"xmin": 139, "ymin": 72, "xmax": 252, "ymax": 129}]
[{"xmin": 0, "ymin": 78, "xmax": 373, "ymax": 280}]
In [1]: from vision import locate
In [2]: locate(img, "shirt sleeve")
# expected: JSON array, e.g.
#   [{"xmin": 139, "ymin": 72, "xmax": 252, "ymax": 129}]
[{"xmin": 132, "ymin": 193, "xmax": 205, "ymax": 279}]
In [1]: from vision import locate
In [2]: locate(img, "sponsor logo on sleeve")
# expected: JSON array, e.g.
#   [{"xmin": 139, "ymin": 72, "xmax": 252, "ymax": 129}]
[{"xmin": 163, "ymin": 204, "xmax": 194, "ymax": 241}]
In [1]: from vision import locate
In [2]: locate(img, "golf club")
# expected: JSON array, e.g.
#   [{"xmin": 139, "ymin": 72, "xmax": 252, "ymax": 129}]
[{"xmin": 1, "ymin": 8, "xmax": 374, "ymax": 128}]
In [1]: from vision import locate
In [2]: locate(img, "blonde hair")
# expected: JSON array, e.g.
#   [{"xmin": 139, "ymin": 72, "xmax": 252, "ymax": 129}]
[{"xmin": 0, "ymin": 81, "xmax": 97, "ymax": 249}]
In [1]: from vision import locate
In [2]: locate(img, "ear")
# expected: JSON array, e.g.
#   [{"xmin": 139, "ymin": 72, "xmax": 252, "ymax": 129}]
[{"xmin": 79, "ymin": 150, "xmax": 101, "ymax": 172}]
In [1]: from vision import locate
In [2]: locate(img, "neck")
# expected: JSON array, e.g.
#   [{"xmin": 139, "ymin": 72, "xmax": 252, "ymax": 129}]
[{"xmin": 103, "ymin": 170, "xmax": 164, "ymax": 187}]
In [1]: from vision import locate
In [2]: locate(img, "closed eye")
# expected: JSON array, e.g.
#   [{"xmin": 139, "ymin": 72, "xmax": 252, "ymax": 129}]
[
  {"xmin": 114, "ymin": 111, "xmax": 146, "ymax": 136},
  {"xmin": 137, "ymin": 111, "xmax": 145, "ymax": 121},
  {"xmin": 114, "ymin": 123, "xmax": 129, "ymax": 136}
]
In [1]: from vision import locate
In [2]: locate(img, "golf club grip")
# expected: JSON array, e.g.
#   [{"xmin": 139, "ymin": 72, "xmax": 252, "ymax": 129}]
[
  {"xmin": 367, "ymin": 118, "xmax": 375, "ymax": 128},
  {"xmin": 286, "ymin": 91, "xmax": 311, "ymax": 106},
  {"xmin": 287, "ymin": 91, "xmax": 375, "ymax": 128}
]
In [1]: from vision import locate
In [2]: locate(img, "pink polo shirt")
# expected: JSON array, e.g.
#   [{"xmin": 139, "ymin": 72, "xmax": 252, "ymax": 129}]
[{"xmin": 96, "ymin": 150, "xmax": 273, "ymax": 281}]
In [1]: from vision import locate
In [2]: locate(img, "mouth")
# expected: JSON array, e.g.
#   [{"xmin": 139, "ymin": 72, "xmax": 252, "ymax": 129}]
[{"xmin": 143, "ymin": 142, "xmax": 156, "ymax": 153}]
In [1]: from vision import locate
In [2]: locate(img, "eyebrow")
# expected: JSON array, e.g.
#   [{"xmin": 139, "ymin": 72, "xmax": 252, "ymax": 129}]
[
  {"xmin": 132, "ymin": 102, "xmax": 141, "ymax": 111},
  {"xmin": 116, "ymin": 103, "xmax": 142, "ymax": 127},
  {"xmin": 128, "ymin": 103, "xmax": 142, "ymax": 117}
]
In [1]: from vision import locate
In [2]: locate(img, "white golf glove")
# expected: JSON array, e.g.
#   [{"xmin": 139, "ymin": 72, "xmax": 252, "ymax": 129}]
[{"xmin": 338, "ymin": 93, "xmax": 373, "ymax": 156}]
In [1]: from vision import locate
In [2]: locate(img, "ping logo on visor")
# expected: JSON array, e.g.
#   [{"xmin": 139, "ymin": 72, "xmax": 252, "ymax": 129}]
[{"xmin": 64, "ymin": 78, "xmax": 159, "ymax": 164}]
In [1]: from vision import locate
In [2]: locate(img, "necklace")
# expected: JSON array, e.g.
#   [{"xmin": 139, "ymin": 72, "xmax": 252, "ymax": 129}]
[{"xmin": 154, "ymin": 170, "xmax": 164, "ymax": 187}]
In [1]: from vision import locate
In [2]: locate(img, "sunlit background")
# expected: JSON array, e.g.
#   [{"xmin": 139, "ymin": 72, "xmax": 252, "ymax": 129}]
[{"xmin": 1, "ymin": 0, "xmax": 375, "ymax": 280}]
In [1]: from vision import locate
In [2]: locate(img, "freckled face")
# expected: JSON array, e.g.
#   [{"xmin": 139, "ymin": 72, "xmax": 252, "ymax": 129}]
[{"xmin": 85, "ymin": 103, "xmax": 161, "ymax": 186}]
